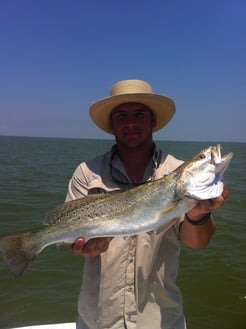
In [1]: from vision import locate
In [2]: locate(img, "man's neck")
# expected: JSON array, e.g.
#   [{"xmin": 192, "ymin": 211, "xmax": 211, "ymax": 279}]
[{"xmin": 115, "ymin": 142, "xmax": 155, "ymax": 184}]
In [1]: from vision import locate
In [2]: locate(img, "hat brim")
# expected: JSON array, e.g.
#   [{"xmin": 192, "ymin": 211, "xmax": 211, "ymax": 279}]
[{"xmin": 89, "ymin": 93, "xmax": 175, "ymax": 134}]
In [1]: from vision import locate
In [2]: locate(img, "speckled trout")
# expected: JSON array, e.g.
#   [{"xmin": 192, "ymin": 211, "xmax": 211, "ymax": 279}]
[{"xmin": 0, "ymin": 145, "xmax": 232, "ymax": 277}]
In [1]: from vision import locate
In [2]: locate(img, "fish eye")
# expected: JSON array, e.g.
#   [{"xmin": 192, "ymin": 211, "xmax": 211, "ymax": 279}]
[{"xmin": 198, "ymin": 153, "xmax": 206, "ymax": 160}]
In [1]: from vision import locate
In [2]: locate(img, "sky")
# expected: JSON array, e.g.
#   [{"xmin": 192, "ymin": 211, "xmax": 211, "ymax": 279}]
[{"xmin": 1, "ymin": 0, "xmax": 245, "ymax": 142}]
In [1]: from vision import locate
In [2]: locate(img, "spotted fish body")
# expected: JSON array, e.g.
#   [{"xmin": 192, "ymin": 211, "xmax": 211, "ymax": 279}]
[{"xmin": 0, "ymin": 145, "xmax": 233, "ymax": 277}]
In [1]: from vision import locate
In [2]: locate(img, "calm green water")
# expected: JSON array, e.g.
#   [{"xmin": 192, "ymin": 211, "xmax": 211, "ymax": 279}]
[{"xmin": 0, "ymin": 136, "xmax": 245, "ymax": 329}]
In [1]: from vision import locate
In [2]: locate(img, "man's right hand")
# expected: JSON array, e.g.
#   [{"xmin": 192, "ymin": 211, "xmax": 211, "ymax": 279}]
[{"xmin": 72, "ymin": 237, "xmax": 112, "ymax": 256}]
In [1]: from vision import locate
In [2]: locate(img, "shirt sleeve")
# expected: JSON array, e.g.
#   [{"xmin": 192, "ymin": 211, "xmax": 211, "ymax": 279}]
[{"xmin": 65, "ymin": 163, "xmax": 90, "ymax": 202}]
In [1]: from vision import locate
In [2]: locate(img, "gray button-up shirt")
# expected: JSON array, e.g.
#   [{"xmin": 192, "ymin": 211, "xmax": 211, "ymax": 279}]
[{"xmin": 66, "ymin": 145, "xmax": 186, "ymax": 329}]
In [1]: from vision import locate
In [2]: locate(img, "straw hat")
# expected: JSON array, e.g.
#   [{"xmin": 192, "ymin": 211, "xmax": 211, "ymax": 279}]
[{"xmin": 89, "ymin": 79, "xmax": 175, "ymax": 134}]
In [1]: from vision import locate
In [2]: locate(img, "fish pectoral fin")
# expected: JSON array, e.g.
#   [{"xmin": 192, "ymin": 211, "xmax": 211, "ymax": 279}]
[
  {"xmin": 155, "ymin": 201, "xmax": 180, "ymax": 235},
  {"xmin": 158, "ymin": 201, "xmax": 179, "ymax": 218}
]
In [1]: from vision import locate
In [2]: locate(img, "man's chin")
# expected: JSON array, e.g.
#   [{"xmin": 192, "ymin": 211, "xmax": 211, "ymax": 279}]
[{"xmin": 122, "ymin": 138, "xmax": 146, "ymax": 149}]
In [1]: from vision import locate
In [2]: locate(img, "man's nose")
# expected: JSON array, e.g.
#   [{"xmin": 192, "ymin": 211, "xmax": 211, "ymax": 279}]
[{"xmin": 125, "ymin": 115, "xmax": 138, "ymax": 125}]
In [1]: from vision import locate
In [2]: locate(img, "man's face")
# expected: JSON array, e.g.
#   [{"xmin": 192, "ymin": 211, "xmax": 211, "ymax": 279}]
[{"xmin": 110, "ymin": 102, "xmax": 156, "ymax": 148}]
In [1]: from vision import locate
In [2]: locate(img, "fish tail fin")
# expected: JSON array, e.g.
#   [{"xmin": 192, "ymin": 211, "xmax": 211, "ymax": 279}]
[{"xmin": 0, "ymin": 232, "xmax": 38, "ymax": 277}]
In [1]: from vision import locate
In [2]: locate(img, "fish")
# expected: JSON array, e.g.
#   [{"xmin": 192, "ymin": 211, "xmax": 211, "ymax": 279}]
[{"xmin": 0, "ymin": 144, "xmax": 233, "ymax": 277}]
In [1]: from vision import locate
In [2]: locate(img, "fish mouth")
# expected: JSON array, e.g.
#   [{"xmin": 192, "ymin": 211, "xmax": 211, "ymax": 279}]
[{"xmin": 211, "ymin": 144, "xmax": 233, "ymax": 175}]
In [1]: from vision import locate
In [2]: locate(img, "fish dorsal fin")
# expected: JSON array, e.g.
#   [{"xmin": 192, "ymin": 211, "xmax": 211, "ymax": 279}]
[{"xmin": 44, "ymin": 194, "xmax": 112, "ymax": 225}]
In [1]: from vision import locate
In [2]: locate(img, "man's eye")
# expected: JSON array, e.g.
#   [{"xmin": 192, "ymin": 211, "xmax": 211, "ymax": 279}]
[
  {"xmin": 115, "ymin": 113, "xmax": 126, "ymax": 119},
  {"xmin": 136, "ymin": 112, "xmax": 145, "ymax": 117},
  {"xmin": 135, "ymin": 111, "xmax": 148, "ymax": 118}
]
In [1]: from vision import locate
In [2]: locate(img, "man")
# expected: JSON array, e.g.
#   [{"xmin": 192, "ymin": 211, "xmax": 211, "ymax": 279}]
[{"xmin": 66, "ymin": 79, "xmax": 228, "ymax": 329}]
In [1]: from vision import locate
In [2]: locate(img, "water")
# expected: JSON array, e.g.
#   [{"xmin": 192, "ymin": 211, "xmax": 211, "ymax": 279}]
[{"xmin": 0, "ymin": 136, "xmax": 245, "ymax": 329}]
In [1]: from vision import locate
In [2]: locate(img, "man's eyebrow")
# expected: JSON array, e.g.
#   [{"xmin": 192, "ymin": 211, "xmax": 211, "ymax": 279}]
[
  {"xmin": 134, "ymin": 108, "xmax": 153, "ymax": 115},
  {"xmin": 111, "ymin": 109, "xmax": 126, "ymax": 116},
  {"xmin": 136, "ymin": 108, "xmax": 150, "ymax": 112},
  {"xmin": 112, "ymin": 109, "xmax": 125, "ymax": 113}
]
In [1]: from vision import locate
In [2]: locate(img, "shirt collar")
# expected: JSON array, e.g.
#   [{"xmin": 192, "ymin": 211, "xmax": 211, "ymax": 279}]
[{"xmin": 109, "ymin": 144, "xmax": 162, "ymax": 186}]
